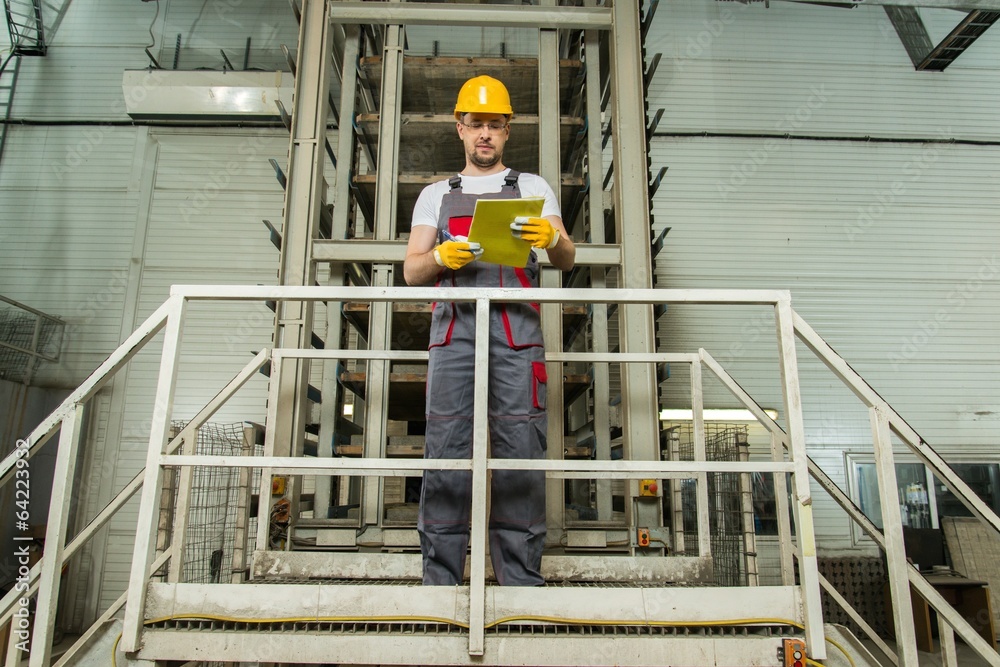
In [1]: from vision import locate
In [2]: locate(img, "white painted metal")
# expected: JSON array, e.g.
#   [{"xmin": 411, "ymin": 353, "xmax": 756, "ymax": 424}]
[
  {"xmin": 135, "ymin": 632, "xmax": 800, "ymax": 666},
  {"xmin": 29, "ymin": 404, "xmax": 84, "ymax": 667},
  {"xmin": 738, "ymin": 440, "xmax": 759, "ymax": 586},
  {"xmin": 363, "ymin": 14, "xmax": 403, "ymax": 530},
  {"xmin": 690, "ymin": 360, "xmax": 712, "ymax": 557},
  {"xmin": 121, "ymin": 70, "xmax": 294, "ymax": 119},
  {"xmin": 818, "ymin": 572, "xmax": 899, "ymax": 666},
  {"xmin": 143, "ymin": 581, "xmax": 801, "ymax": 625},
  {"xmin": 669, "ymin": 431, "xmax": 686, "ymax": 555},
  {"xmin": 311, "ymin": 239, "xmax": 623, "ymax": 265},
  {"xmin": 794, "ymin": 311, "xmax": 1000, "ymax": 534},
  {"xmin": 872, "ymin": 408, "xmax": 920, "ymax": 667},
  {"xmin": 121, "ymin": 295, "xmax": 187, "ymax": 652},
  {"xmin": 272, "ymin": 0, "xmax": 332, "ymax": 540},
  {"xmin": 256, "ymin": 352, "xmax": 285, "ymax": 553},
  {"xmin": 166, "ymin": 426, "xmax": 197, "ymax": 583},
  {"xmin": 326, "ymin": 2, "xmax": 612, "ymax": 29},
  {"xmin": 162, "ymin": 454, "xmax": 793, "ymax": 476},
  {"xmin": 906, "ymin": 570, "xmax": 1000, "ymax": 666},
  {"xmin": 938, "ymin": 614, "xmax": 958, "ymax": 667},
  {"xmin": 774, "ymin": 299, "xmax": 826, "ymax": 658},
  {"xmin": 173, "ymin": 283, "xmax": 791, "ymax": 305},
  {"xmin": 251, "ymin": 550, "xmax": 714, "ymax": 583},
  {"xmin": 770, "ymin": 433, "xmax": 795, "ymax": 586},
  {"xmin": 583, "ymin": 0, "xmax": 613, "ymax": 523},
  {"xmin": 52, "ymin": 551, "xmax": 170, "ymax": 667},
  {"xmin": 704, "ymin": 330, "xmax": 1000, "ymax": 664},
  {"xmin": 469, "ymin": 298, "xmax": 491, "ymax": 655},
  {"xmin": 0, "ymin": 299, "xmax": 170, "ymax": 480},
  {"xmin": 538, "ymin": 3, "xmax": 566, "ymax": 549},
  {"xmin": 315, "ymin": 22, "xmax": 361, "ymax": 520}
]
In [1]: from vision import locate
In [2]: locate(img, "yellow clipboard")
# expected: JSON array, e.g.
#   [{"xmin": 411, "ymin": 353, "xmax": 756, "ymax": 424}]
[{"xmin": 467, "ymin": 197, "xmax": 545, "ymax": 267}]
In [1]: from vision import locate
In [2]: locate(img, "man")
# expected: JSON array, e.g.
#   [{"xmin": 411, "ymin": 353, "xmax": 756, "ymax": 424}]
[{"xmin": 404, "ymin": 75, "xmax": 575, "ymax": 586}]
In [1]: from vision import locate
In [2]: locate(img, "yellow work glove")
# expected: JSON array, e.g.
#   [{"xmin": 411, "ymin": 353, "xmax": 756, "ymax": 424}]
[
  {"xmin": 433, "ymin": 240, "xmax": 483, "ymax": 270},
  {"xmin": 510, "ymin": 216, "xmax": 560, "ymax": 249}
]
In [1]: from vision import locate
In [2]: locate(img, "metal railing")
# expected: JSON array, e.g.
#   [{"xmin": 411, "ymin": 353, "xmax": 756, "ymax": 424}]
[
  {"xmin": 1, "ymin": 284, "xmax": 998, "ymax": 666},
  {"xmin": 0, "ymin": 294, "xmax": 65, "ymax": 385}
]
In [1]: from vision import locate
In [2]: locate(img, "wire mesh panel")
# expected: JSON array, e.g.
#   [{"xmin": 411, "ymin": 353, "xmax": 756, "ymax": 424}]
[
  {"xmin": 669, "ymin": 423, "xmax": 752, "ymax": 586},
  {"xmin": 168, "ymin": 422, "xmax": 260, "ymax": 585},
  {"xmin": 0, "ymin": 296, "xmax": 64, "ymax": 384}
]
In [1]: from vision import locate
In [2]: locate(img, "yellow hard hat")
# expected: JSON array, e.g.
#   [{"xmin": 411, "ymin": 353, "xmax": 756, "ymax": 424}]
[{"xmin": 454, "ymin": 75, "xmax": 514, "ymax": 120}]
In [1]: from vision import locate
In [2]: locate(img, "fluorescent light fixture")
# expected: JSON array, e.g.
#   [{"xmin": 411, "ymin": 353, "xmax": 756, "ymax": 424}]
[{"xmin": 659, "ymin": 408, "xmax": 779, "ymax": 422}]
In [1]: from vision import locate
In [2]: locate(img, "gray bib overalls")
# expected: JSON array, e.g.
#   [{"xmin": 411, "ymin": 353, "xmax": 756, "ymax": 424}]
[{"xmin": 417, "ymin": 170, "xmax": 548, "ymax": 586}]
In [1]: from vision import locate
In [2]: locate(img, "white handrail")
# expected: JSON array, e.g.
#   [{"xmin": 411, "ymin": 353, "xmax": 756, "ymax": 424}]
[{"xmin": 14, "ymin": 284, "xmax": 998, "ymax": 666}]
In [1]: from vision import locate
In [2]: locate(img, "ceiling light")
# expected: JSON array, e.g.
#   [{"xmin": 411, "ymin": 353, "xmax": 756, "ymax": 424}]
[{"xmin": 659, "ymin": 408, "xmax": 779, "ymax": 422}]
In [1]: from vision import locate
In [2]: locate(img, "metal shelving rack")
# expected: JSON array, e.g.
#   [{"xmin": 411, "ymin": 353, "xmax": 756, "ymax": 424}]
[{"xmin": 264, "ymin": 0, "xmax": 670, "ymax": 560}]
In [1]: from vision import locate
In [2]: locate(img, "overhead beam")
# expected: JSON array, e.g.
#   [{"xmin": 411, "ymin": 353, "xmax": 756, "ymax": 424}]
[
  {"xmin": 884, "ymin": 6, "xmax": 936, "ymax": 64},
  {"xmin": 780, "ymin": 0, "xmax": 1000, "ymax": 10},
  {"xmin": 326, "ymin": 1, "xmax": 612, "ymax": 29}
]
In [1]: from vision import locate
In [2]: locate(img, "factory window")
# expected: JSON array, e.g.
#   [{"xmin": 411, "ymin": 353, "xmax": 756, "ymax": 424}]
[{"xmin": 849, "ymin": 457, "xmax": 1000, "ymax": 542}]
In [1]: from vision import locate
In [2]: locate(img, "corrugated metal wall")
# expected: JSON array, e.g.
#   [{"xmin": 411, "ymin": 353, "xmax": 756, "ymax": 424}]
[
  {"xmin": 2, "ymin": 0, "xmax": 999, "ymax": 626},
  {"xmin": 1, "ymin": 0, "xmax": 298, "ymax": 626},
  {"xmin": 647, "ymin": 1, "xmax": 1000, "ymax": 550}
]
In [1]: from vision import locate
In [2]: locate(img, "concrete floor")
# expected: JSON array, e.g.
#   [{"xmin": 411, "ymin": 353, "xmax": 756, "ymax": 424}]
[{"xmin": 862, "ymin": 638, "xmax": 995, "ymax": 666}]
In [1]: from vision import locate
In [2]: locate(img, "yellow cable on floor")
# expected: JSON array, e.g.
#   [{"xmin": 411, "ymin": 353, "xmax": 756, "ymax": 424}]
[{"xmin": 113, "ymin": 613, "xmax": 856, "ymax": 667}]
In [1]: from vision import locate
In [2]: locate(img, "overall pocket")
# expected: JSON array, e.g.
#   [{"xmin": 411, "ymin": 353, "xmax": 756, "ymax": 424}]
[{"xmin": 531, "ymin": 361, "xmax": 548, "ymax": 410}]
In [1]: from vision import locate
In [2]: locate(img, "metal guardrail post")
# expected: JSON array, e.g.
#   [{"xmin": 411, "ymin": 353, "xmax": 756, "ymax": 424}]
[
  {"xmin": 28, "ymin": 403, "xmax": 84, "ymax": 667},
  {"xmin": 690, "ymin": 360, "xmax": 711, "ymax": 557},
  {"xmin": 872, "ymin": 406, "xmax": 920, "ymax": 667},
  {"xmin": 774, "ymin": 298, "xmax": 826, "ymax": 659},
  {"xmin": 468, "ymin": 297, "xmax": 491, "ymax": 655},
  {"xmin": 122, "ymin": 295, "xmax": 188, "ymax": 652}
]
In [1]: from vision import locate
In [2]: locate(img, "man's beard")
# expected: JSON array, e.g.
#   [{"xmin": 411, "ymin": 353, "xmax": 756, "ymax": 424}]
[{"xmin": 468, "ymin": 144, "xmax": 502, "ymax": 169}]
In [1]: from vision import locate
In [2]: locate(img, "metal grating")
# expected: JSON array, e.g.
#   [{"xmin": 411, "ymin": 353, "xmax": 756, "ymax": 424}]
[
  {"xmin": 0, "ymin": 296, "xmax": 64, "ymax": 385},
  {"xmin": 671, "ymin": 423, "xmax": 752, "ymax": 586},
  {"xmin": 166, "ymin": 422, "xmax": 260, "ymax": 585},
  {"xmin": 146, "ymin": 617, "xmax": 799, "ymax": 637}
]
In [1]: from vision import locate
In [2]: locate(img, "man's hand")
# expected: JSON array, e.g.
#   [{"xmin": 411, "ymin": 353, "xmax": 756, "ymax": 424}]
[
  {"xmin": 434, "ymin": 240, "xmax": 483, "ymax": 269},
  {"xmin": 511, "ymin": 216, "xmax": 560, "ymax": 249}
]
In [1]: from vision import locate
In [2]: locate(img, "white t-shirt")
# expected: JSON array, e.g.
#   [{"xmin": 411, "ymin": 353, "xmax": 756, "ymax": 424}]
[{"xmin": 410, "ymin": 169, "xmax": 561, "ymax": 230}]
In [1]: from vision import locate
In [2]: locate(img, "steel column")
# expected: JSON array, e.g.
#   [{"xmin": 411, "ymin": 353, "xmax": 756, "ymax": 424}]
[
  {"xmin": 315, "ymin": 23, "xmax": 361, "ymax": 517},
  {"xmin": 583, "ymin": 5, "xmax": 613, "ymax": 521},
  {"xmin": 271, "ymin": 0, "xmax": 333, "ymax": 519},
  {"xmin": 609, "ymin": 0, "xmax": 662, "ymax": 558},
  {"xmin": 538, "ymin": 0, "xmax": 567, "ymax": 549}
]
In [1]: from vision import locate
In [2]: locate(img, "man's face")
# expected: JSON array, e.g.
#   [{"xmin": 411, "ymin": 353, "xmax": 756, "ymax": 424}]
[{"xmin": 457, "ymin": 112, "xmax": 509, "ymax": 170}]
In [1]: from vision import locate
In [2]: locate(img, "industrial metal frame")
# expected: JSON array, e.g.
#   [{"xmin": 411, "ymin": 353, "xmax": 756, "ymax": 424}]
[{"xmin": 3, "ymin": 284, "xmax": 1000, "ymax": 664}]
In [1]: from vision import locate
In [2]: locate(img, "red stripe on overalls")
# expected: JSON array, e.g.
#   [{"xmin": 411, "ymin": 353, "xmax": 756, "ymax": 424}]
[{"xmin": 500, "ymin": 267, "xmax": 541, "ymax": 350}]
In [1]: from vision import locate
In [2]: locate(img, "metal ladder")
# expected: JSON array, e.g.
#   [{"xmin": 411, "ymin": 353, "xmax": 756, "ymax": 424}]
[
  {"xmin": 0, "ymin": 52, "xmax": 21, "ymax": 166},
  {"xmin": 4, "ymin": 0, "xmax": 46, "ymax": 56},
  {"xmin": 1, "ymin": 0, "xmax": 45, "ymax": 166}
]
